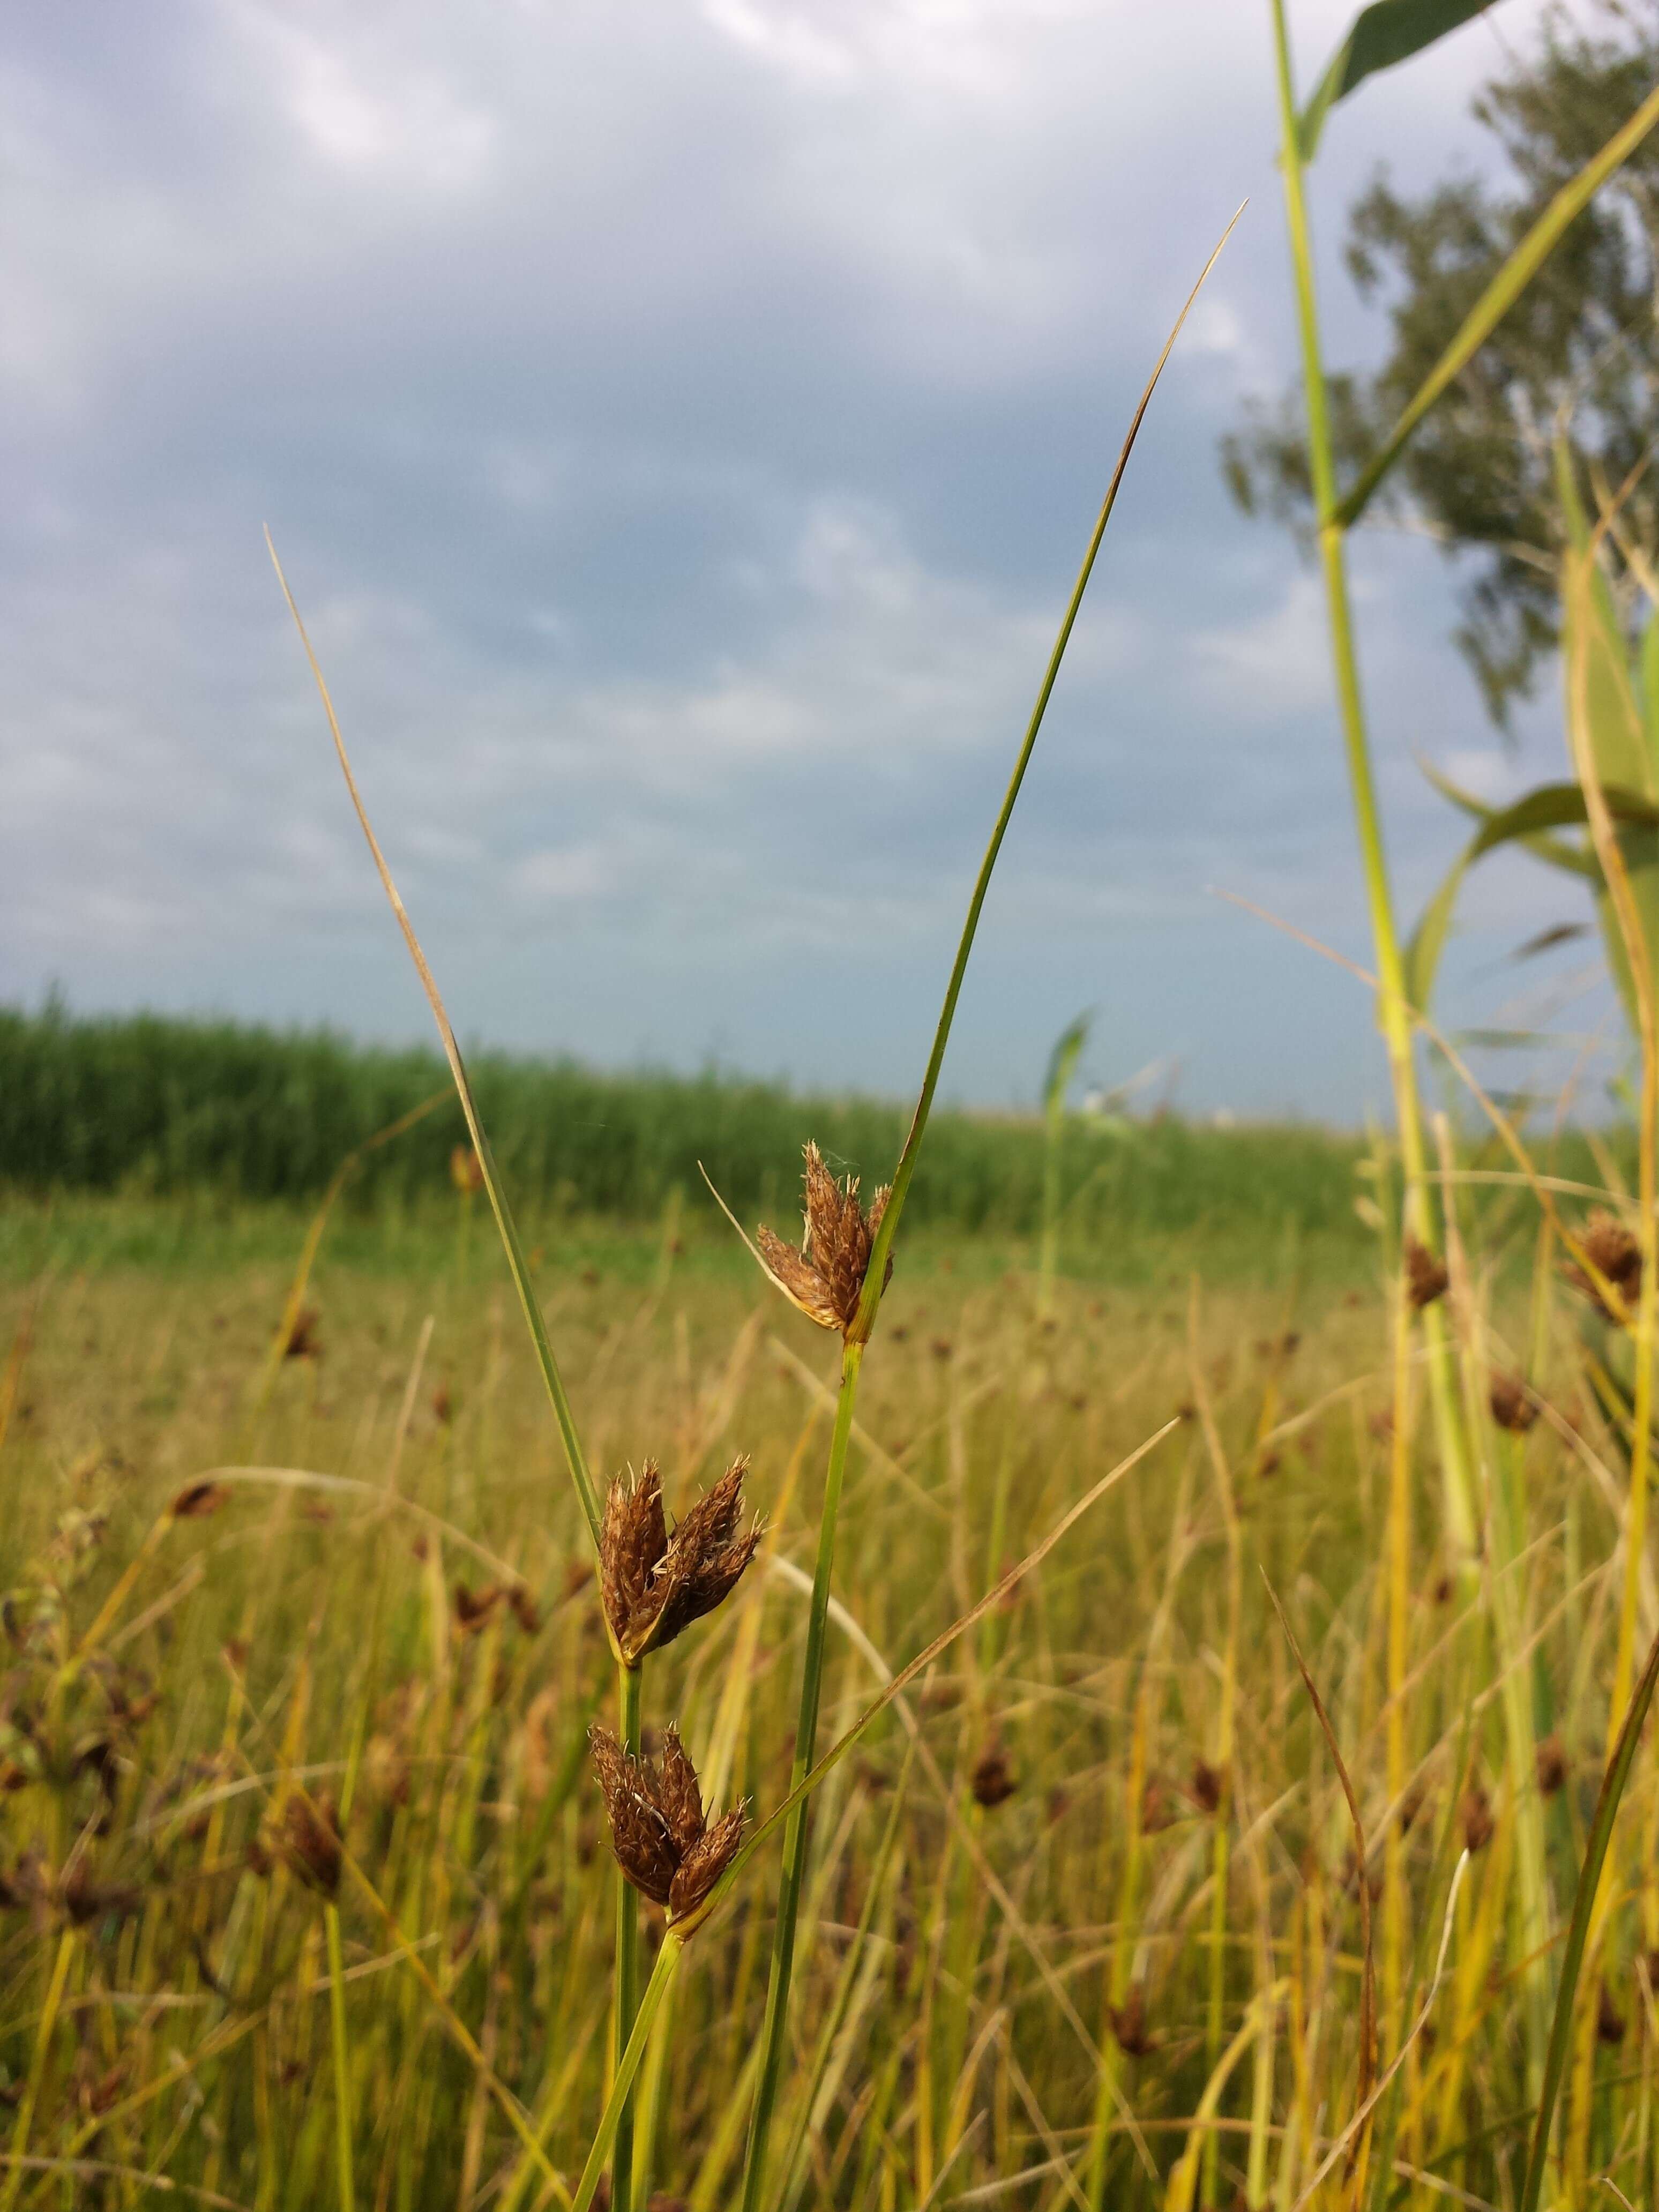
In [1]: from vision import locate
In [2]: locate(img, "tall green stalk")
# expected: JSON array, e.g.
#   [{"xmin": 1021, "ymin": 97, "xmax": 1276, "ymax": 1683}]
[
  {"xmin": 735, "ymin": 226, "xmax": 1241, "ymax": 2211},
  {"xmin": 1037, "ymin": 1013, "xmax": 1089, "ymax": 1320},
  {"xmin": 325, "ymin": 1904, "xmax": 356, "ymax": 2212},
  {"xmin": 738, "ymin": 1337, "xmax": 863, "ymax": 2211},
  {"xmin": 1265, "ymin": 0, "xmax": 1477, "ymax": 1567},
  {"xmin": 613, "ymin": 1663, "xmax": 644, "ymax": 2212}
]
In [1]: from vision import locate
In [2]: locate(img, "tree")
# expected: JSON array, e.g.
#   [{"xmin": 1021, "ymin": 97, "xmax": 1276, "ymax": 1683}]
[{"xmin": 1222, "ymin": 0, "xmax": 1659, "ymax": 726}]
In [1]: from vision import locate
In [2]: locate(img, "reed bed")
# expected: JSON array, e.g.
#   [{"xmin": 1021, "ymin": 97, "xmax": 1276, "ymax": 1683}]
[{"xmin": 0, "ymin": 1005, "xmax": 1370, "ymax": 1250}]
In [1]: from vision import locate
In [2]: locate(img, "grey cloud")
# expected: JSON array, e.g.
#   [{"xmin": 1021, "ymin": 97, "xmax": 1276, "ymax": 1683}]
[{"xmin": 0, "ymin": 0, "xmax": 1613, "ymax": 1120}]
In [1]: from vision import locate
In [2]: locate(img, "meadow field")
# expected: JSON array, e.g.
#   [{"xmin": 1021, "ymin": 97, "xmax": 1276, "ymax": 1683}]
[
  {"xmin": 0, "ymin": 1038, "xmax": 1649, "ymax": 2210},
  {"xmin": 7, "ymin": 5, "xmax": 1659, "ymax": 2204}
]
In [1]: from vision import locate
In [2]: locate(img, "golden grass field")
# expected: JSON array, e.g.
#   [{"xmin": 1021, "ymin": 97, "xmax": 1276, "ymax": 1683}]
[{"xmin": 0, "ymin": 1177, "xmax": 1651, "ymax": 2212}]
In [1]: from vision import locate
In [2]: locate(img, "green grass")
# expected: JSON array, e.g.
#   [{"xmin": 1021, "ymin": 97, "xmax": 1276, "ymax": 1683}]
[
  {"xmin": 0, "ymin": 1002, "xmax": 1381, "ymax": 1247},
  {"xmin": 0, "ymin": 1172, "xmax": 1647, "ymax": 2209}
]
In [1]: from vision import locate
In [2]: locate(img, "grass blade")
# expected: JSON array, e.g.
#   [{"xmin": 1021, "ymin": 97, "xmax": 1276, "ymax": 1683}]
[
  {"xmin": 1519, "ymin": 1618, "xmax": 1659, "ymax": 2212},
  {"xmin": 267, "ymin": 534, "xmax": 602, "ymax": 1552},
  {"xmin": 849, "ymin": 204, "xmax": 1245, "ymax": 1346},
  {"xmin": 1296, "ymin": 0, "xmax": 1494, "ymax": 161},
  {"xmin": 1333, "ymin": 77, "xmax": 1659, "ymax": 529},
  {"xmin": 1261, "ymin": 1574, "xmax": 1377, "ymax": 2175}
]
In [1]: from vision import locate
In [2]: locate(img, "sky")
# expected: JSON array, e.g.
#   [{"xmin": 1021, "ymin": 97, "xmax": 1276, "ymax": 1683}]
[{"xmin": 0, "ymin": 0, "xmax": 1627, "ymax": 1122}]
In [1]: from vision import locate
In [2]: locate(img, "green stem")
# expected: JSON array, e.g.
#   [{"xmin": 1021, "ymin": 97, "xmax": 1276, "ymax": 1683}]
[
  {"xmin": 1037, "ymin": 1094, "xmax": 1064, "ymax": 1320},
  {"xmin": 612, "ymin": 1662, "xmax": 644, "ymax": 2212},
  {"xmin": 733, "ymin": 235, "xmax": 1236, "ymax": 2210},
  {"xmin": 326, "ymin": 1904, "xmax": 356, "ymax": 2212},
  {"xmin": 1267, "ymin": 0, "xmax": 1478, "ymax": 1566},
  {"xmin": 738, "ymin": 1336, "xmax": 864, "ymax": 2212},
  {"xmin": 0, "ymin": 1928, "xmax": 73, "ymax": 2212},
  {"xmin": 574, "ymin": 1934, "xmax": 685, "ymax": 2212}
]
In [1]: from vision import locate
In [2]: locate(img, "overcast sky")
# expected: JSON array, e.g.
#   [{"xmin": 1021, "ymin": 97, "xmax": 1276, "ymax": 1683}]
[{"xmin": 0, "ymin": 0, "xmax": 1625, "ymax": 1120}]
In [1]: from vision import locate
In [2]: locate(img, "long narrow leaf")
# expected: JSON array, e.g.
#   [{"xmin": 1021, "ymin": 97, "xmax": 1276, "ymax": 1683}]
[
  {"xmin": 1334, "ymin": 78, "xmax": 1659, "ymax": 528},
  {"xmin": 1519, "ymin": 1619, "xmax": 1659, "ymax": 2212},
  {"xmin": 849, "ymin": 209, "xmax": 1245, "ymax": 1343},
  {"xmin": 1405, "ymin": 780, "xmax": 1657, "ymax": 1010},
  {"xmin": 268, "ymin": 538, "xmax": 603, "ymax": 1552},
  {"xmin": 1297, "ymin": 0, "xmax": 1498, "ymax": 162}
]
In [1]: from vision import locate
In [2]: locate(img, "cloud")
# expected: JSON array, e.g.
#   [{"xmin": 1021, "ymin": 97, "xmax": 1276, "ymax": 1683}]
[
  {"xmin": 0, "ymin": 0, "xmax": 1598, "ymax": 1117},
  {"xmin": 1189, "ymin": 572, "xmax": 1335, "ymax": 718}
]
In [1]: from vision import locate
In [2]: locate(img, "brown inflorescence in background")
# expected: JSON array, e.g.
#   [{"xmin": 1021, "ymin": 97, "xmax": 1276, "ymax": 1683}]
[
  {"xmin": 1489, "ymin": 1372, "xmax": 1538, "ymax": 1434},
  {"xmin": 969, "ymin": 1742, "xmax": 1015, "ymax": 1810},
  {"xmin": 273, "ymin": 1791, "xmax": 342, "ymax": 1896},
  {"xmin": 1404, "ymin": 1236, "xmax": 1449, "ymax": 1310},
  {"xmin": 1460, "ymin": 1782, "xmax": 1495, "ymax": 1856},
  {"xmin": 1189, "ymin": 1757, "xmax": 1225, "ymax": 1815},
  {"xmin": 1565, "ymin": 1208, "xmax": 1642, "ymax": 1320},
  {"xmin": 1536, "ymin": 1735, "xmax": 1568, "ymax": 1797},
  {"xmin": 449, "ymin": 1143, "xmax": 486, "ymax": 1197}
]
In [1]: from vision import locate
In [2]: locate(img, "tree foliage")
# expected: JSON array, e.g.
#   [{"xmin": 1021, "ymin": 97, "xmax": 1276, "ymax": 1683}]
[{"xmin": 1223, "ymin": 0, "xmax": 1659, "ymax": 724}]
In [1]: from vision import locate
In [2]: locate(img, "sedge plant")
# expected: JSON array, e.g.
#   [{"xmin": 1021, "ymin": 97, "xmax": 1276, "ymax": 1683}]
[
  {"xmin": 269, "ymin": 545, "xmax": 768, "ymax": 2212},
  {"xmin": 726, "ymin": 214, "xmax": 1244, "ymax": 2212}
]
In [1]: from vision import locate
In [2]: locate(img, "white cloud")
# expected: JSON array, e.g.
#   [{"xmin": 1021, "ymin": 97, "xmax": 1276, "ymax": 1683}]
[
  {"xmin": 1189, "ymin": 572, "xmax": 1334, "ymax": 718},
  {"xmin": 231, "ymin": 3, "xmax": 497, "ymax": 186}
]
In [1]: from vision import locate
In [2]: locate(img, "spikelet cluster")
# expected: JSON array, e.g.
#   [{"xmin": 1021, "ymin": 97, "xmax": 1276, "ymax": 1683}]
[
  {"xmin": 599, "ymin": 1458, "xmax": 760, "ymax": 1667},
  {"xmin": 757, "ymin": 1142, "xmax": 892, "ymax": 1341},
  {"xmin": 1404, "ymin": 1236, "xmax": 1448, "ymax": 1311},
  {"xmin": 589, "ymin": 1724, "xmax": 744, "ymax": 1931},
  {"xmin": 1565, "ymin": 1208, "xmax": 1642, "ymax": 1320}
]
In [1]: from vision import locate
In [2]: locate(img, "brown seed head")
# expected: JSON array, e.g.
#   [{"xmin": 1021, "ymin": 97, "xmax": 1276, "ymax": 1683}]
[
  {"xmin": 59, "ymin": 1863, "xmax": 141, "ymax": 1927},
  {"xmin": 275, "ymin": 1792, "xmax": 342, "ymax": 1896},
  {"xmin": 1189, "ymin": 1757, "xmax": 1225, "ymax": 1816},
  {"xmin": 1109, "ymin": 1983, "xmax": 1156, "ymax": 2057},
  {"xmin": 169, "ymin": 1481, "xmax": 226, "ymax": 1521},
  {"xmin": 1488, "ymin": 1372, "xmax": 1537, "ymax": 1434},
  {"xmin": 282, "ymin": 1307, "xmax": 321, "ymax": 1361},
  {"xmin": 1566, "ymin": 1208, "xmax": 1642, "ymax": 1319},
  {"xmin": 1404, "ymin": 1237, "xmax": 1449, "ymax": 1311},
  {"xmin": 589, "ymin": 1723, "xmax": 744, "ymax": 1932},
  {"xmin": 450, "ymin": 1143, "xmax": 486, "ymax": 1197},
  {"xmin": 756, "ymin": 1142, "xmax": 893, "ymax": 1340},
  {"xmin": 969, "ymin": 1743, "xmax": 1015, "ymax": 1810},
  {"xmin": 1459, "ymin": 1782, "xmax": 1494, "ymax": 1855},
  {"xmin": 1598, "ymin": 1981, "xmax": 1627, "ymax": 2045},
  {"xmin": 453, "ymin": 1582, "xmax": 504, "ymax": 1636},
  {"xmin": 1535, "ymin": 1735, "xmax": 1568, "ymax": 1797},
  {"xmin": 599, "ymin": 1459, "xmax": 761, "ymax": 1666}
]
